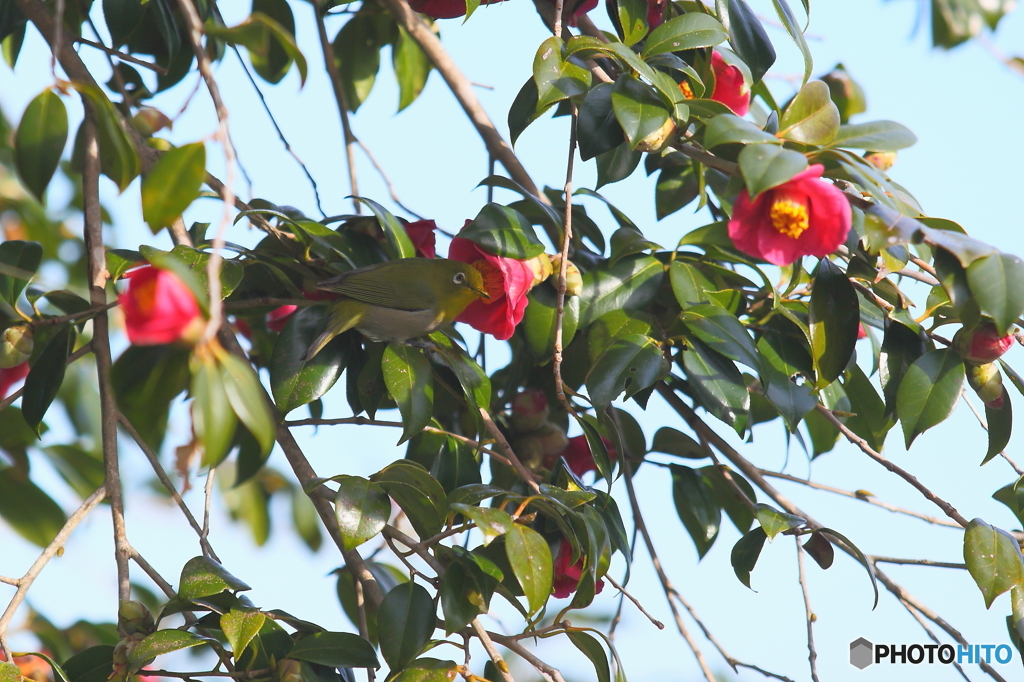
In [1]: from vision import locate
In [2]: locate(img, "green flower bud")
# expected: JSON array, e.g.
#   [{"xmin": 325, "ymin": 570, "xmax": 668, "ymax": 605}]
[
  {"xmin": 967, "ymin": 362, "xmax": 1005, "ymax": 408},
  {"xmin": 118, "ymin": 600, "xmax": 156, "ymax": 636},
  {"xmin": 0, "ymin": 326, "xmax": 32, "ymax": 369}
]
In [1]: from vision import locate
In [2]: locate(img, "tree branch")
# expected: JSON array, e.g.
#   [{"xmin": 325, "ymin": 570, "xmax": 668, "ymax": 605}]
[{"xmin": 795, "ymin": 540, "xmax": 820, "ymax": 682}]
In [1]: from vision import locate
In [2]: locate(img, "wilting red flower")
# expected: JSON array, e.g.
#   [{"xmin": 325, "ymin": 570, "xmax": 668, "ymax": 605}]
[
  {"xmin": 0, "ymin": 361, "xmax": 29, "ymax": 400},
  {"xmin": 552, "ymin": 538, "xmax": 605, "ymax": 599},
  {"xmin": 119, "ymin": 266, "xmax": 203, "ymax": 345},
  {"xmin": 408, "ymin": 0, "xmax": 507, "ymax": 19},
  {"xmin": 954, "ymin": 322, "xmax": 1015, "ymax": 364},
  {"xmin": 449, "ymin": 235, "xmax": 533, "ymax": 341},
  {"xmin": 405, "ymin": 220, "xmax": 438, "ymax": 259},
  {"xmin": 728, "ymin": 164, "xmax": 852, "ymax": 266},
  {"xmin": 710, "ymin": 51, "xmax": 750, "ymax": 116},
  {"xmin": 553, "ymin": 434, "xmax": 618, "ymax": 478}
]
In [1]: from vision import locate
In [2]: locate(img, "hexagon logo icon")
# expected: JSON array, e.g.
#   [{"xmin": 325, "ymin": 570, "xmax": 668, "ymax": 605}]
[{"xmin": 850, "ymin": 638, "xmax": 874, "ymax": 669}]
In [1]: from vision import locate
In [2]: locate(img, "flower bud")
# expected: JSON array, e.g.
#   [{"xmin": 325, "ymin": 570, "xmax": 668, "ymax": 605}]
[
  {"xmin": 275, "ymin": 659, "xmax": 304, "ymax": 682},
  {"xmin": 511, "ymin": 389, "xmax": 549, "ymax": 432},
  {"xmin": 953, "ymin": 323, "xmax": 1015, "ymax": 364},
  {"xmin": 549, "ymin": 256, "xmax": 583, "ymax": 297},
  {"xmin": 118, "ymin": 600, "xmax": 156, "ymax": 637},
  {"xmin": 1, "ymin": 326, "xmax": 33, "ymax": 368},
  {"xmin": 967, "ymin": 362, "xmax": 1005, "ymax": 408},
  {"xmin": 634, "ymin": 117, "xmax": 676, "ymax": 153},
  {"xmin": 510, "ymin": 422, "xmax": 569, "ymax": 470},
  {"xmin": 863, "ymin": 151, "xmax": 897, "ymax": 171},
  {"xmin": 524, "ymin": 254, "xmax": 553, "ymax": 288}
]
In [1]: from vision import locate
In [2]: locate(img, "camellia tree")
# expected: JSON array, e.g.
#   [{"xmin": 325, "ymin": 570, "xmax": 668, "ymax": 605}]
[{"xmin": 1, "ymin": 0, "xmax": 1024, "ymax": 680}]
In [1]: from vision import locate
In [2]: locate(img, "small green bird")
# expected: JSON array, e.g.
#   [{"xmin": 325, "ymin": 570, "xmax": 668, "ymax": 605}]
[{"xmin": 302, "ymin": 258, "xmax": 490, "ymax": 361}]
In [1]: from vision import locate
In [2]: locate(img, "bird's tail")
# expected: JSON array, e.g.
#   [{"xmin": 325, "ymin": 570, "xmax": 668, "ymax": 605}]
[{"xmin": 301, "ymin": 300, "xmax": 364, "ymax": 362}]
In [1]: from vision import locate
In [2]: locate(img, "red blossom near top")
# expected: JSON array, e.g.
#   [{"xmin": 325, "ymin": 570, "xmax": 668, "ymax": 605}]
[
  {"xmin": 118, "ymin": 266, "xmax": 203, "ymax": 346},
  {"xmin": 728, "ymin": 164, "xmax": 852, "ymax": 266},
  {"xmin": 549, "ymin": 434, "xmax": 618, "ymax": 478},
  {"xmin": 551, "ymin": 538, "xmax": 605, "ymax": 599},
  {"xmin": 448, "ymin": 234, "xmax": 533, "ymax": 341},
  {"xmin": 0, "ymin": 361, "xmax": 29, "ymax": 400},
  {"xmin": 954, "ymin": 322, "xmax": 1016, "ymax": 364},
  {"xmin": 710, "ymin": 51, "xmax": 750, "ymax": 116},
  {"xmin": 408, "ymin": 0, "xmax": 507, "ymax": 19},
  {"xmin": 405, "ymin": 219, "xmax": 438, "ymax": 259}
]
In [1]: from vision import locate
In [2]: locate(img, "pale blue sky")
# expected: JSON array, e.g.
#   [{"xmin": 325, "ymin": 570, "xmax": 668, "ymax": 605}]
[{"xmin": 2, "ymin": 1, "xmax": 1024, "ymax": 680}]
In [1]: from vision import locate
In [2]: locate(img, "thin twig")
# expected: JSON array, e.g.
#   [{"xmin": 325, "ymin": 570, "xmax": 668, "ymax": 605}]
[
  {"xmin": 314, "ymin": 1, "xmax": 360, "ymax": 214},
  {"xmin": 127, "ymin": 547, "xmax": 176, "ymax": 598},
  {"xmin": 202, "ymin": 468, "xmax": 216, "ymax": 558},
  {"xmin": 604, "ymin": 575, "xmax": 664, "ymax": 629},
  {"xmin": 552, "ymin": 105, "xmax": 577, "ymax": 414},
  {"xmin": 0, "ymin": 487, "xmax": 106, "ymax": 659},
  {"xmin": 478, "ymin": 408, "xmax": 542, "ymax": 494},
  {"xmin": 486, "ymin": 632, "xmax": 567, "ymax": 682},
  {"xmin": 869, "ymin": 556, "xmax": 966, "ymax": 569},
  {"xmin": 29, "ymin": 301, "xmax": 118, "ymax": 328},
  {"xmin": 231, "ymin": 46, "xmax": 325, "ymax": 218},
  {"xmin": 758, "ymin": 469, "xmax": 962, "ymax": 528},
  {"xmin": 118, "ymin": 413, "xmax": 220, "ymax": 562},
  {"xmin": 795, "ymin": 540, "xmax": 820, "ymax": 682},
  {"xmin": 72, "ymin": 37, "xmax": 167, "ymax": 74},
  {"xmin": 814, "ymin": 405, "xmax": 969, "ymax": 528},
  {"xmin": 960, "ymin": 389, "xmax": 1024, "ymax": 475},
  {"xmin": 471, "ymin": 620, "xmax": 516, "ymax": 682},
  {"xmin": 892, "ymin": 598, "xmax": 971, "ymax": 682},
  {"xmin": 81, "ymin": 107, "xmax": 131, "ymax": 605},
  {"xmin": 355, "ymin": 139, "xmax": 423, "ymax": 219}
]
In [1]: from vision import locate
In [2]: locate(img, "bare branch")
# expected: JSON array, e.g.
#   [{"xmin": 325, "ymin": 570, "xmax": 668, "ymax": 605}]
[
  {"xmin": 72, "ymin": 37, "xmax": 167, "ymax": 74},
  {"xmin": 604, "ymin": 574, "xmax": 664, "ymax": 630},
  {"xmin": 355, "ymin": 139, "xmax": 424, "ymax": 219},
  {"xmin": 869, "ymin": 556, "xmax": 966, "ymax": 570},
  {"xmin": 552, "ymin": 106, "xmax": 577, "ymax": 414},
  {"xmin": 471, "ymin": 620, "xmax": 516, "ymax": 682},
  {"xmin": 478, "ymin": 407, "xmax": 542, "ymax": 494},
  {"xmin": 795, "ymin": 540, "xmax": 820, "ymax": 682}
]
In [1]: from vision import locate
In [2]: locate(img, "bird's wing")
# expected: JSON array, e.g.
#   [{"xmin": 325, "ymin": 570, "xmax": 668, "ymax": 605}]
[{"xmin": 319, "ymin": 263, "xmax": 436, "ymax": 311}]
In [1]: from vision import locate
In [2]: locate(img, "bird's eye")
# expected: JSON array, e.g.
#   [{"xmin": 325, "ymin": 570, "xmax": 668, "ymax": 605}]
[{"xmin": 453, "ymin": 272, "xmax": 465, "ymax": 284}]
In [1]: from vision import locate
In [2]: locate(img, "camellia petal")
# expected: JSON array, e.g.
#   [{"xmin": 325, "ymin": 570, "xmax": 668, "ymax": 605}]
[
  {"xmin": 728, "ymin": 165, "xmax": 852, "ymax": 266},
  {"xmin": 449, "ymin": 236, "xmax": 533, "ymax": 341},
  {"xmin": 0, "ymin": 361, "xmax": 29, "ymax": 400},
  {"xmin": 551, "ymin": 538, "xmax": 605, "ymax": 599},
  {"xmin": 119, "ymin": 266, "xmax": 203, "ymax": 346},
  {"xmin": 404, "ymin": 219, "xmax": 438, "ymax": 259},
  {"xmin": 710, "ymin": 51, "xmax": 750, "ymax": 117},
  {"xmin": 408, "ymin": 0, "xmax": 508, "ymax": 19}
]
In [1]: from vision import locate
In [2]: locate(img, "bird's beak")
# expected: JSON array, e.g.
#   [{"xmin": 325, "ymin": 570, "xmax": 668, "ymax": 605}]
[{"xmin": 472, "ymin": 285, "xmax": 491, "ymax": 300}]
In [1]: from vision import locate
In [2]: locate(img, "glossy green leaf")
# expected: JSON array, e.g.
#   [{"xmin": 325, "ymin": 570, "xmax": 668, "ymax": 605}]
[
  {"xmin": 763, "ymin": 365, "xmax": 816, "ymax": 431},
  {"xmin": 332, "ymin": 14, "xmax": 384, "ymax": 112},
  {"xmin": 737, "ymin": 143, "xmax": 808, "ymax": 199},
  {"xmin": 842, "ymin": 364, "xmax": 891, "ymax": 452},
  {"xmin": 0, "ymin": 663, "xmax": 19, "ymax": 682},
  {"xmin": 112, "ymin": 345, "xmax": 191, "ymax": 451},
  {"xmin": 680, "ymin": 303, "xmax": 760, "ymax": 371},
  {"xmin": 670, "ymin": 464, "xmax": 721, "ymax": 558},
  {"xmin": 461, "ymin": 203, "xmax": 545, "ymax": 259},
  {"xmin": 371, "ymin": 461, "xmax": 446, "ymax": 539},
  {"xmin": 382, "ymin": 343, "xmax": 433, "ymax": 444},
  {"xmin": 828, "ymin": 120, "xmax": 917, "ymax": 151},
  {"xmin": 754, "ymin": 503, "xmax": 805, "ymax": 540},
  {"xmin": 389, "ymin": 659, "xmax": 459, "ymax": 682},
  {"xmin": 568, "ymin": 631, "xmax": 611, "ymax": 682},
  {"xmin": 504, "ymin": 523, "xmax": 553, "ymax": 613},
  {"xmin": 703, "ymin": 113, "xmax": 779, "ymax": 149},
  {"xmin": 669, "ymin": 260, "xmax": 715, "ymax": 307},
  {"xmin": 449, "ymin": 503, "xmax": 513, "ymax": 546},
  {"xmin": 802, "ymin": 531, "xmax": 835, "ymax": 569},
  {"xmin": 127, "ymin": 631, "xmax": 211, "ymax": 674},
  {"xmin": 966, "ymin": 253, "xmax": 1024, "ymax": 335},
  {"xmin": 205, "ymin": 13, "xmax": 307, "ymax": 85},
  {"xmin": 964, "ymin": 518, "xmax": 1024, "ymax": 609},
  {"xmin": 14, "ymin": 89, "xmax": 68, "ymax": 201},
  {"xmin": 778, "ymin": 80, "xmax": 840, "ymax": 145},
  {"xmin": 642, "ymin": 12, "xmax": 727, "ymax": 57},
  {"xmin": 680, "ymin": 338, "xmax": 750, "ymax": 432},
  {"xmin": 393, "ymin": 26, "xmax": 431, "ymax": 112},
  {"xmin": 897, "ymin": 348, "xmax": 965, "ymax": 447},
  {"xmin": 378, "ymin": 582, "xmax": 435, "ymax": 672},
  {"xmin": 439, "ymin": 560, "xmax": 491, "ymax": 634},
  {"xmin": 178, "ymin": 556, "xmax": 251, "ymax": 600},
  {"xmin": 879, "ymin": 320, "xmax": 926, "ymax": 416},
  {"xmin": 654, "ymin": 163, "xmax": 699, "ymax": 220},
  {"xmin": 650, "ymin": 426, "xmax": 705, "ymax": 458},
  {"xmin": 220, "ymin": 608, "xmax": 265, "ymax": 657},
  {"xmin": 984, "ymin": 390, "xmax": 1012, "ymax": 465},
  {"xmin": 61, "ymin": 646, "xmax": 114, "ymax": 682},
  {"xmin": 192, "ymin": 357, "xmax": 237, "ymax": 468},
  {"xmin": 250, "ymin": 0, "xmax": 296, "ymax": 84},
  {"xmin": 578, "ymin": 83, "xmax": 625, "ymax": 161},
  {"xmin": 586, "ymin": 333, "xmax": 664, "ymax": 410},
  {"xmin": 76, "ymin": 84, "xmax": 140, "ymax": 192},
  {"xmin": 609, "ymin": 228, "xmax": 661, "ymax": 267},
  {"xmin": 770, "ymin": 0, "xmax": 811, "ymax": 83},
  {"xmin": 334, "ymin": 475, "xmax": 390, "ymax": 550},
  {"xmin": 611, "ymin": 76, "xmax": 671, "ymax": 150},
  {"xmin": 522, "ymin": 284, "xmax": 579, "ymax": 359},
  {"xmin": 0, "ymin": 468, "xmax": 67, "ymax": 547},
  {"xmin": 218, "ymin": 352, "xmax": 274, "ymax": 457},
  {"xmin": 533, "ymin": 36, "xmax": 591, "ymax": 109},
  {"xmin": 616, "ymin": 0, "xmax": 648, "ymax": 44},
  {"xmin": 508, "ymin": 77, "xmax": 547, "ymax": 147},
  {"xmin": 595, "ymin": 143, "xmax": 642, "ymax": 189},
  {"xmin": 808, "ymin": 258, "xmax": 859, "ymax": 387},
  {"xmin": 142, "ymin": 142, "xmax": 206, "ymax": 232},
  {"xmin": 0, "ymin": 239, "xmax": 43, "ymax": 307},
  {"xmin": 579, "ymin": 255, "xmax": 664, "ymax": 326},
  {"xmin": 270, "ymin": 306, "xmax": 351, "ymax": 415},
  {"xmin": 731, "ymin": 526, "xmax": 767, "ymax": 588},
  {"xmin": 717, "ymin": 0, "xmax": 775, "ymax": 83},
  {"xmin": 22, "ymin": 324, "xmax": 75, "ymax": 435},
  {"xmin": 355, "ymin": 197, "xmax": 416, "ymax": 260},
  {"xmin": 288, "ymin": 632, "xmax": 379, "ymax": 668}
]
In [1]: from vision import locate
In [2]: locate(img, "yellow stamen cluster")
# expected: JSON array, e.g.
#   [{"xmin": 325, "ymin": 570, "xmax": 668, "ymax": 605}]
[{"xmin": 769, "ymin": 198, "xmax": 810, "ymax": 239}]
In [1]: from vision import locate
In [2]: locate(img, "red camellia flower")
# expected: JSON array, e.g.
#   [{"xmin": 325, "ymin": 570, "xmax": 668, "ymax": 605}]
[
  {"xmin": 728, "ymin": 164, "xmax": 852, "ymax": 266},
  {"xmin": 405, "ymin": 219, "xmax": 438, "ymax": 259},
  {"xmin": 552, "ymin": 538, "xmax": 605, "ymax": 599},
  {"xmin": 710, "ymin": 51, "xmax": 750, "ymax": 116},
  {"xmin": 408, "ymin": 0, "xmax": 506, "ymax": 19},
  {"xmin": 954, "ymin": 322, "xmax": 1015, "ymax": 364},
  {"xmin": 119, "ymin": 266, "xmax": 203, "ymax": 345},
  {"xmin": 857, "ymin": 323, "xmax": 868, "ymax": 340},
  {"xmin": 0, "ymin": 361, "xmax": 29, "ymax": 400},
  {"xmin": 265, "ymin": 289, "xmax": 337, "ymax": 333},
  {"xmin": 553, "ymin": 434, "xmax": 618, "ymax": 478},
  {"xmin": 448, "ymin": 235, "xmax": 533, "ymax": 341}
]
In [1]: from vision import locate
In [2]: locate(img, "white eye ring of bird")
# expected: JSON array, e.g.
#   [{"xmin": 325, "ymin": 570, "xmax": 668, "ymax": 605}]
[{"xmin": 453, "ymin": 272, "xmax": 466, "ymax": 284}]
